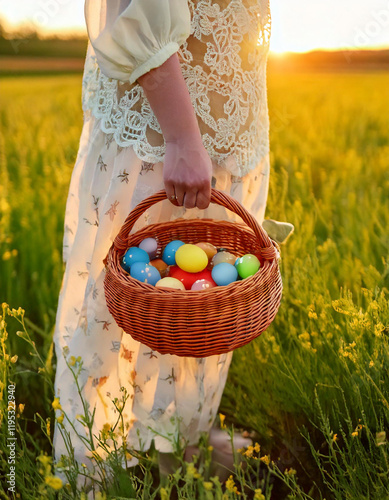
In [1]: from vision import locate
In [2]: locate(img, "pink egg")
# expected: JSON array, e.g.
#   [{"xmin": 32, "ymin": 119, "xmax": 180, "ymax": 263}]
[{"xmin": 191, "ymin": 279, "xmax": 217, "ymax": 291}]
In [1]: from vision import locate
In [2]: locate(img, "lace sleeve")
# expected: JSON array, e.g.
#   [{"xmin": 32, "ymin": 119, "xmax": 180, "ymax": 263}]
[{"xmin": 84, "ymin": 0, "xmax": 191, "ymax": 84}]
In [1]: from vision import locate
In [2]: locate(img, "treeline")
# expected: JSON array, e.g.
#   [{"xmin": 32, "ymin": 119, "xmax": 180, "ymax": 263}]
[
  {"xmin": 0, "ymin": 18, "xmax": 388, "ymax": 70},
  {"xmin": 268, "ymin": 49, "xmax": 389, "ymax": 72},
  {"xmin": 0, "ymin": 20, "xmax": 88, "ymax": 58}
]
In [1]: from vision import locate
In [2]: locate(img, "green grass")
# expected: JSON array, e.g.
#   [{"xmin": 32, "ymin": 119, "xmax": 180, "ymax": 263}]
[{"xmin": 1, "ymin": 71, "xmax": 389, "ymax": 499}]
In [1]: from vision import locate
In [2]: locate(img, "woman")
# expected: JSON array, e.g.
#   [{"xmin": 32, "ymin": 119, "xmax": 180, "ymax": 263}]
[{"xmin": 52, "ymin": 0, "xmax": 291, "ymax": 491}]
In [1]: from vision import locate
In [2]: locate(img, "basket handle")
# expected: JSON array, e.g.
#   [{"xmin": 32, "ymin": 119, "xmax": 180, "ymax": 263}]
[{"xmin": 111, "ymin": 189, "xmax": 280, "ymax": 261}]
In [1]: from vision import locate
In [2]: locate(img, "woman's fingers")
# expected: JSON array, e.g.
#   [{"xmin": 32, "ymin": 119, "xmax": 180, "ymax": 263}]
[
  {"xmin": 165, "ymin": 184, "xmax": 209, "ymax": 209},
  {"xmin": 164, "ymin": 180, "xmax": 179, "ymax": 206},
  {"xmin": 174, "ymin": 185, "xmax": 186, "ymax": 207},
  {"xmin": 196, "ymin": 188, "xmax": 211, "ymax": 210},
  {"xmin": 182, "ymin": 190, "xmax": 198, "ymax": 209}
]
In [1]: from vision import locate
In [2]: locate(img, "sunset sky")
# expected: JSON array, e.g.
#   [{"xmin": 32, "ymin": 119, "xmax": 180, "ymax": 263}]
[{"xmin": 0, "ymin": 0, "xmax": 389, "ymax": 53}]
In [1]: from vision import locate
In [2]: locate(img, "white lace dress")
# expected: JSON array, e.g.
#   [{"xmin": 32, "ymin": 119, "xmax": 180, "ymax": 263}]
[{"xmin": 52, "ymin": 0, "xmax": 272, "ymax": 485}]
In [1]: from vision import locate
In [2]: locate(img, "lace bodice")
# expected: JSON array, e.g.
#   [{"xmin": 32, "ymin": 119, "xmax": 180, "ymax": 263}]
[{"xmin": 82, "ymin": 0, "xmax": 271, "ymax": 177}]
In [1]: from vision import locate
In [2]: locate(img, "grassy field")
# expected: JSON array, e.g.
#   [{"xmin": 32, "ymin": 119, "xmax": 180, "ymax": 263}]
[{"xmin": 0, "ymin": 69, "xmax": 389, "ymax": 499}]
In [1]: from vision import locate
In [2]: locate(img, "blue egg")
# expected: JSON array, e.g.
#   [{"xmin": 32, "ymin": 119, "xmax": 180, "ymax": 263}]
[
  {"xmin": 211, "ymin": 262, "xmax": 238, "ymax": 287},
  {"xmin": 162, "ymin": 240, "xmax": 185, "ymax": 265},
  {"xmin": 122, "ymin": 246, "xmax": 149, "ymax": 272},
  {"xmin": 130, "ymin": 262, "xmax": 160, "ymax": 286}
]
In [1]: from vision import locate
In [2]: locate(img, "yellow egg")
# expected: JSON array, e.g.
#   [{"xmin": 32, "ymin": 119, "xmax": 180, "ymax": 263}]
[
  {"xmin": 195, "ymin": 242, "xmax": 218, "ymax": 261},
  {"xmin": 155, "ymin": 277, "xmax": 185, "ymax": 290},
  {"xmin": 175, "ymin": 244, "xmax": 208, "ymax": 273}
]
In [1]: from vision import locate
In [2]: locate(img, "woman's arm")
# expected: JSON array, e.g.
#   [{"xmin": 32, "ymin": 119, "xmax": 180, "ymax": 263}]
[{"xmin": 138, "ymin": 53, "xmax": 212, "ymax": 209}]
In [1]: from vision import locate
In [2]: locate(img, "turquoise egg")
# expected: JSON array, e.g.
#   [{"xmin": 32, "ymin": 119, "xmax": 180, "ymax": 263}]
[
  {"xmin": 235, "ymin": 254, "xmax": 260, "ymax": 279},
  {"xmin": 211, "ymin": 262, "xmax": 238, "ymax": 286},
  {"xmin": 121, "ymin": 246, "xmax": 149, "ymax": 272},
  {"xmin": 162, "ymin": 240, "xmax": 185, "ymax": 265},
  {"xmin": 130, "ymin": 262, "xmax": 160, "ymax": 286}
]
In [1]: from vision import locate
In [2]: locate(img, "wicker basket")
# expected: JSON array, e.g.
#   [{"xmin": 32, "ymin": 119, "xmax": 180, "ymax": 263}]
[{"xmin": 103, "ymin": 189, "xmax": 283, "ymax": 358}]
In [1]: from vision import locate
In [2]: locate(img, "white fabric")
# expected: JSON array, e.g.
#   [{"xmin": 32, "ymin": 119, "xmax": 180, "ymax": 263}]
[
  {"xmin": 83, "ymin": 0, "xmax": 272, "ymax": 177},
  {"xmin": 52, "ymin": 0, "xmax": 271, "ymax": 490},
  {"xmin": 84, "ymin": 0, "xmax": 191, "ymax": 84}
]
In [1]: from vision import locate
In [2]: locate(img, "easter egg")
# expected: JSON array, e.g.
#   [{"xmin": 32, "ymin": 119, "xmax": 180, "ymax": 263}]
[
  {"xmin": 150, "ymin": 258, "xmax": 169, "ymax": 278},
  {"xmin": 162, "ymin": 240, "xmax": 185, "ymax": 265},
  {"xmin": 195, "ymin": 242, "xmax": 218, "ymax": 261},
  {"xmin": 175, "ymin": 244, "xmax": 208, "ymax": 273},
  {"xmin": 139, "ymin": 237, "xmax": 158, "ymax": 260},
  {"xmin": 211, "ymin": 262, "xmax": 238, "ymax": 286},
  {"xmin": 235, "ymin": 254, "xmax": 261, "ymax": 279},
  {"xmin": 130, "ymin": 262, "xmax": 160, "ymax": 286},
  {"xmin": 191, "ymin": 279, "xmax": 217, "ymax": 291},
  {"xmin": 168, "ymin": 266, "xmax": 215, "ymax": 290},
  {"xmin": 211, "ymin": 251, "xmax": 236, "ymax": 267},
  {"xmin": 122, "ymin": 246, "xmax": 150, "ymax": 272},
  {"xmin": 155, "ymin": 277, "xmax": 185, "ymax": 290}
]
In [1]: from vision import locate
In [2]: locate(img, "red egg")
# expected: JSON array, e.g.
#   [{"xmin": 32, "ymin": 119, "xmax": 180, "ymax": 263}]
[{"xmin": 168, "ymin": 266, "xmax": 217, "ymax": 290}]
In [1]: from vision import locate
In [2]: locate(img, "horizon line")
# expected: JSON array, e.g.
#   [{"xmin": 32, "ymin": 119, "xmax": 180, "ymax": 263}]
[{"xmin": 1, "ymin": 20, "xmax": 389, "ymax": 54}]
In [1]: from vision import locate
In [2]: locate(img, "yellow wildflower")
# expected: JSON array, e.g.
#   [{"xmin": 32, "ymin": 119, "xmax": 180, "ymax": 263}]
[
  {"xmin": 208, "ymin": 445, "xmax": 214, "ymax": 452},
  {"xmin": 56, "ymin": 413, "xmax": 64, "ymax": 424},
  {"xmin": 254, "ymin": 442, "xmax": 260, "ymax": 453},
  {"xmin": 46, "ymin": 418, "xmax": 50, "ymax": 436},
  {"xmin": 69, "ymin": 356, "xmax": 76, "ymax": 366},
  {"xmin": 374, "ymin": 323, "xmax": 385, "ymax": 337},
  {"xmin": 18, "ymin": 403, "xmax": 25, "ymax": 414},
  {"xmin": 95, "ymin": 492, "xmax": 107, "ymax": 500},
  {"xmin": 10, "ymin": 355, "xmax": 18, "ymax": 363},
  {"xmin": 219, "ymin": 413, "xmax": 226, "ymax": 429},
  {"xmin": 204, "ymin": 482, "xmax": 213, "ymax": 491},
  {"xmin": 2, "ymin": 250, "xmax": 12, "ymax": 261},
  {"xmin": 333, "ymin": 434, "xmax": 338, "ymax": 442},
  {"xmin": 369, "ymin": 360, "xmax": 374, "ymax": 368},
  {"xmin": 254, "ymin": 488, "xmax": 266, "ymax": 500},
  {"xmin": 185, "ymin": 462, "xmax": 201, "ymax": 479},
  {"xmin": 45, "ymin": 476, "xmax": 63, "ymax": 490},
  {"xmin": 299, "ymin": 332, "xmax": 310, "ymax": 342},
  {"xmin": 351, "ymin": 431, "xmax": 358, "ymax": 438},
  {"xmin": 244, "ymin": 445, "xmax": 254, "ymax": 458},
  {"xmin": 284, "ymin": 468, "xmax": 297, "ymax": 476},
  {"xmin": 38, "ymin": 454, "xmax": 52, "ymax": 467},
  {"xmin": 52, "ymin": 397, "xmax": 62, "ymax": 411},
  {"xmin": 225, "ymin": 475, "xmax": 239, "ymax": 494},
  {"xmin": 260, "ymin": 455, "xmax": 270, "ymax": 466}
]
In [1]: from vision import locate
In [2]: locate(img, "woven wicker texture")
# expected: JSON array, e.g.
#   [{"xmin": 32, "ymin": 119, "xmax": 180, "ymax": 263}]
[{"xmin": 103, "ymin": 189, "xmax": 283, "ymax": 358}]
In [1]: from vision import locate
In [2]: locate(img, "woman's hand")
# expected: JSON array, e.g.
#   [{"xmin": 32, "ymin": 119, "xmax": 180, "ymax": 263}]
[{"xmin": 164, "ymin": 135, "xmax": 212, "ymax": 209}]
